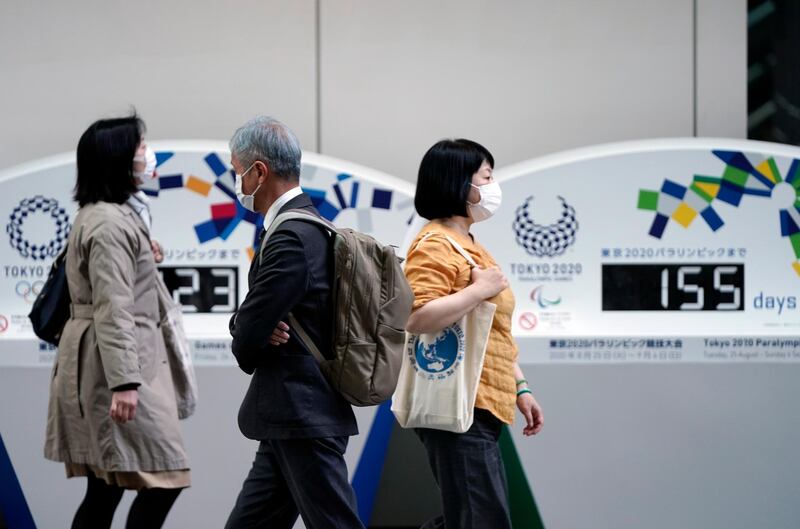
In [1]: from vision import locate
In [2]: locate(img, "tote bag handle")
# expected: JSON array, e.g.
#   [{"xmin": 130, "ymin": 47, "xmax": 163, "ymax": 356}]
[{"xmin": 416, "ymin": 232, "xmax": 478, "ymax": 268}]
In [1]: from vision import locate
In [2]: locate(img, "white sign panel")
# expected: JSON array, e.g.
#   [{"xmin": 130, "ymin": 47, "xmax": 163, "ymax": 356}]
[{"xmin": 472, "ymin": 139, "xmax": 800, "ymax": 363}]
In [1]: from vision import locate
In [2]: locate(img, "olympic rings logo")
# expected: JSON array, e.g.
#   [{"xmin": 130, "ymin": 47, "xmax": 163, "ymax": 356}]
[{"xmin": 16, "ymin": 280, "xmax": 44, "ymax": 303}]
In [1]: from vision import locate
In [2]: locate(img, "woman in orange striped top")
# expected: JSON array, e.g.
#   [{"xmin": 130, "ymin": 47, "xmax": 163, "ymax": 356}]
[{"xmin": 405, "ymin": 139, "xmax": 544, "ymax": 529}]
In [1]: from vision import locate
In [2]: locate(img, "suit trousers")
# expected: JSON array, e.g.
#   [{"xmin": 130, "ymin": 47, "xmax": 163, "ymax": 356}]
[
  {"xmin": 415, "ymin": 409, "xmax": 512, "ymax": 529},
  {"xmin": 224, "ymin": 436, "xmax": 365, "ymax": 529}
]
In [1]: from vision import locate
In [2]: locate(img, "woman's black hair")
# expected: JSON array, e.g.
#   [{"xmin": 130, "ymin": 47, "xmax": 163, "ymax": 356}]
[
  {"xmin": 74, "ymin": 114, "xmax": 144, "ymax": 206},
  {"xmin": 414, "ymin": 138, "xmax": 494, "ymax": 220}
]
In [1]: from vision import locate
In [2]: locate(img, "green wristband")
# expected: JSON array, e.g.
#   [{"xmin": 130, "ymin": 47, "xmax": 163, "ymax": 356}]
[
  {"xmin": 516, "ymin": 388, "xmax": 532, "ymax": 397},
  {"xmin": 516, "ymin": 378, "xmax": 528, "ymax": 386}
]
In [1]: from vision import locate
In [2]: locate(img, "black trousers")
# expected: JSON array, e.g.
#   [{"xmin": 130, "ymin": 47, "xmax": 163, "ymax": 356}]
[
  {"xmin": 415, "ymin": 409, "xmax": 512, "ymax": 529},
  {"xmin": 224, "ymin": 436, "xmax": 365, "ymax": 529}
]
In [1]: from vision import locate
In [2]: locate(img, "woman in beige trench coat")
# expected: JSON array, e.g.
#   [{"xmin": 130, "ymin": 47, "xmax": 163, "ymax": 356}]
[{"xmin": 44, "ymin": 115, "xmax": 190, "ymax": 529}]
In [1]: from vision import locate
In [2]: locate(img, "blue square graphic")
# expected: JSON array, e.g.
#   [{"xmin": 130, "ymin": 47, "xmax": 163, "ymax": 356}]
[
  {"xmin": 700, "ymin": 207, "xmax": 724, "ymax": 231},
  {"xmin": 661, "ymin": 180, "xmax": 686, "ymax": 200},
  {"xmin": 372, "ymin": 189, "xmax": 392, "ymax": 210}
]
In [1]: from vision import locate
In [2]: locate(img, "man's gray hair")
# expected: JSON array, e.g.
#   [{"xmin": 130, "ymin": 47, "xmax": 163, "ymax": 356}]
[{"xmin": 229, "ymin": 116, "xmax": 302, "ymax": 180}]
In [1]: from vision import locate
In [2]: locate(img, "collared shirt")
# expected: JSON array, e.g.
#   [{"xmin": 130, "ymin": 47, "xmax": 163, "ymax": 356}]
[
  {"xmin": 262, "ymin": 186, "xmax": 304, "ymax": 232},
  {"xmin": 126, "ymin": 190, "xmax": 152, "ymax": 233}
]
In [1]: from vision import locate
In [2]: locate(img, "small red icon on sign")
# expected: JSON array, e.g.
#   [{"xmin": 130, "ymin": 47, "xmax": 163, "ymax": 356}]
[
  {"xmin": 518, "ymin": 312, "xmax": 537, "ymax": 331},
  {"xmin": 0, "ymin": 315, "xmax": 8, "ymax": 333}
]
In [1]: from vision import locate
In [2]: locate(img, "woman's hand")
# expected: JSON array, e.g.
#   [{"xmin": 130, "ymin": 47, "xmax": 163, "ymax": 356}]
[
  {"xmin": 470, "ymin": 266, "xmax": 508, "ymax": 299},
  {"xmin": 269, "ymin": 321, "xmax": 290, "ymax": 346},
  {"xmin": 407, "ymin": 266, "xmax": 508, "ymax": 334},
  {"xmin": 150, "ymin": 239, "xmax": 164, "ymax": 264},
  {"xmin": 517, "ymin": 392, "xmax": 544, "ymax": 436},
  {"xmin": 110, "ymin": 390, "xmax": 138, "ymax": 424}
]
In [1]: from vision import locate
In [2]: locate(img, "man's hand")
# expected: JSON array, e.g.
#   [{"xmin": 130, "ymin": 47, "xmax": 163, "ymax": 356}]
[
  {"xmin": 110, "ymin": 389, "xmax": 138, "ymax": 424},
  {"xmin": 269, "ymin": 321, "xmax": 290, "ymax": 346}
]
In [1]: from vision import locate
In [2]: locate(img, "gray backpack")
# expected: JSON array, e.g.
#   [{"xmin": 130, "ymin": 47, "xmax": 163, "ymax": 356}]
[{"xmin": 262, "ymin": 210, "xmax": 414, "ymax": 406}]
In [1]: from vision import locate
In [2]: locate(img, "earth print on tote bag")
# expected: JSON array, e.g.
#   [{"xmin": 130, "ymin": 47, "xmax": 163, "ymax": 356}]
[{"xmin": 392, "ymin": 233, "xmax": 496, "ymax": 433}]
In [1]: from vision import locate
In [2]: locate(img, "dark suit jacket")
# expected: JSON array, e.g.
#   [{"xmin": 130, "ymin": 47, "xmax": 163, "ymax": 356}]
[{"xmin": 230, "ymin": 193, "xmax": 357, "ymax": 440}]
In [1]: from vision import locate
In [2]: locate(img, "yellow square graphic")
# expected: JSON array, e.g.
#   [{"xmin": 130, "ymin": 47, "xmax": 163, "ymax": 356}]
[
  {"xmin": 694, "ymin": 182, "xmax": 719, "ymax": 199},
  {"xmin": 186, "ymin": 175, "xmax": 212, "ymax": 196},
  {"xmin": 756, "ymin": 160, "xmax": 778, "ymax": 184},
  {"xmin": 672, "ymin": 202, "xmax": 697, "ymax": 228},
  {"xmin": 793, "ymin": 261, "xmax": 800, "ymax": 277}
]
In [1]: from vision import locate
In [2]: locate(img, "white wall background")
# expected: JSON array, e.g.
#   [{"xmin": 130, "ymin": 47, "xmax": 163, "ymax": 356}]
[{"xmin": 0, "ymin": 0, "xmax": 745, "ymax": 179}]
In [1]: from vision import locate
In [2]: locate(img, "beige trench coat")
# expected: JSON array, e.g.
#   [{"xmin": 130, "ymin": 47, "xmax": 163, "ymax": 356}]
[{"xmin": 44, "ymin": 202, "xmax": 189, "ymax": 472}]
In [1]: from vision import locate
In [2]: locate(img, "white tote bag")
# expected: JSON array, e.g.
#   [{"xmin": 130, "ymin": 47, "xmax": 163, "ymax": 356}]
[{"xmin": 391, "ymin": 233, "xmax": 497, "ymax": 433}]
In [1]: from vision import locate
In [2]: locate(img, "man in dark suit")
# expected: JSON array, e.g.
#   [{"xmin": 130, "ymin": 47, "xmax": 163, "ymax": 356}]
[{"xmin": 224, "ymin": 116, "xmax": 364, "ymax": 529}]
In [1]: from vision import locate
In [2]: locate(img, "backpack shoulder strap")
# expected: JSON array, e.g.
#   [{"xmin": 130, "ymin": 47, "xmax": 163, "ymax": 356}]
[
  {"xmin": 260, "ymin": 209, "xmax": 336, "ymax": 264},
  {"xmin": 259, "ymin": 210, "xmax": 335, "ymax": 363},
  {"xmin": 287, "ymin": 312, "xmax": 326, "ymax": 364}
]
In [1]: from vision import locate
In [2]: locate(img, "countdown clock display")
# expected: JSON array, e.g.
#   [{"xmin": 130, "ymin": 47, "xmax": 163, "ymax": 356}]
[
  {"xmin": 474, "ymin": 139, "xmax": 800, "ymax": 363},
  {"xmin": 601, "ymin": 264, "xmax": 745, "ymax": 311},
  {"xmin": 159, "ymin": 266, "xmax": 239, "ymax": 313}
]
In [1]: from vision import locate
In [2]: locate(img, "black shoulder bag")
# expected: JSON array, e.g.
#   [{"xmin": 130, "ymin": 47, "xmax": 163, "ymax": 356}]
[{"xmin": 29, "ymin": 246, "xmax": 71, "ymax": 346}]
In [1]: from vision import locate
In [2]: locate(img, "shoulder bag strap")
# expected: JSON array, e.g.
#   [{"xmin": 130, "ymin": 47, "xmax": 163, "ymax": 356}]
[{"xmin": 416, "ymin": 231, "xmax": 478, "ymax": 268}]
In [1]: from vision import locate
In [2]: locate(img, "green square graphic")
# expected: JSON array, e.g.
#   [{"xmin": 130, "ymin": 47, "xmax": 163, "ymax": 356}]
[
  {"xmin": 791, "ymin": 233, "xmax": 800, "ymax": 259},
  {"xmin": 722, "ymin": 166, "xmax": 749, "ymax": 187},
  {"xmin": 637, "ymin": 190, "xmax": 659, "ymax": 211}
]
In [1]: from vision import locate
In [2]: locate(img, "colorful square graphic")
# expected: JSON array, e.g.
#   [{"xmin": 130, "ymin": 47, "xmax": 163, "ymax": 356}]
[{"xmin": 639, "ymin": 150, "xmax": 800, "ymax": 277}]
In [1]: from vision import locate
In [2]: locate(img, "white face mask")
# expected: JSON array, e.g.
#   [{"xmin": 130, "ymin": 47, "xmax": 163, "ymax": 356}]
[
  {"xmin": 235, "ymin": 163, "xmax": 260, "ymax": 212},
  {"xmin": 133, "ymin": 146, "xmax": 157, "ymax": 181},
  {"xmin": 467, "ymin": 181, "xmax": 502, "ymax": 222}
]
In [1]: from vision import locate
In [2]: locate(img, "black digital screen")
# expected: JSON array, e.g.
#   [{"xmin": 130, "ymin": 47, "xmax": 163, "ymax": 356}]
[
  {"xmin": 159, "ymin": 266, "xmax": 239, "ymax": 313},
  {"xmin": 602, "ymin": 264, "xmax": 744, "ymax": 311}
]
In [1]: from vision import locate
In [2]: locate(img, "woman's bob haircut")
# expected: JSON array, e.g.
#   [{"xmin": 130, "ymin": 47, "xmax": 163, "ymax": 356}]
[
  {"xmin": 74, "ymin": 114, "xmax": 144, "ymax": 207},
  {"xmin": 414, "ymin": 138, "xmax": 494, "ymax": 220}
]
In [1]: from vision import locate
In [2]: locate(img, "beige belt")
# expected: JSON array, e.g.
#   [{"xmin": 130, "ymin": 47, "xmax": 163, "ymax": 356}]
[{"xmin": 70, "ymin": 303, "xmax": 93, "ymax": 319}]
